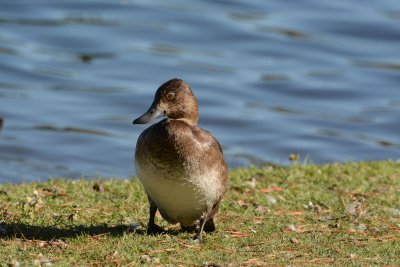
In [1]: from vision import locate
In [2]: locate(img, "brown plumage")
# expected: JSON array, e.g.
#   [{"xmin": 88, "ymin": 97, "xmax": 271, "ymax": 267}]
[{"xmin": 133, "ymin": 78, "xmax": 228, "ymax": 241}]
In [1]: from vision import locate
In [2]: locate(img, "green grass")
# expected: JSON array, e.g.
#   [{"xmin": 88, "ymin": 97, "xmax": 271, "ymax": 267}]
[{"xmin": 1, "ymin": 161, "xmax": 399, "ymax": 266}]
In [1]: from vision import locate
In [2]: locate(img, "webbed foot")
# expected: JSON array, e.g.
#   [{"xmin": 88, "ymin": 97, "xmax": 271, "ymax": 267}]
[
  {"xmin": 147, "ymin": 224, "xmax": 165, "ymax": 235},
  {"xmin": 203, "ymin": 219, "xmax": 216, "ymax": 232},
  {"xmin": 181, "ymin": 224, "xmax": 197, "ymax": 233}
]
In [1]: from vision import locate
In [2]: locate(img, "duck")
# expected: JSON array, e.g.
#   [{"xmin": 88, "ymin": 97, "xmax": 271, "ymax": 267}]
[{"xmin": 133, "ymin": 78, "xmax": 228, "ymax": 241}]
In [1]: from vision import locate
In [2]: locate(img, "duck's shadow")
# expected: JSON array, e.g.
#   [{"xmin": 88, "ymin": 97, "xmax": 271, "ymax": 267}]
[
  {"xmin": 0, "ymin": 223, "xmax": 141, "ymax": 241},
  {"xmin": 0, "ymin": 223, "xmax": 184, "ymax": 241}
]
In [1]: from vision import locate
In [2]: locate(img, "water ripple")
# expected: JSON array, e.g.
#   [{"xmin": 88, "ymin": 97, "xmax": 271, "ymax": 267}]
[{"xmin": 0, "ymin": 0, "xmax": 399, "ymax": 182}]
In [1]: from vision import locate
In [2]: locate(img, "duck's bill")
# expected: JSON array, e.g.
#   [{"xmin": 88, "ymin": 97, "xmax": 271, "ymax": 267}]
[{"xmin": 133, "ymin": 104, "xmax": 164, "ymax": 124}]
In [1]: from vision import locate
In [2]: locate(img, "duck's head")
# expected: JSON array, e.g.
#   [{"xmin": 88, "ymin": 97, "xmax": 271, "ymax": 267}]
[{"xmin": 133, "ymin": 78, "xmax": 199, "ymax": 126}]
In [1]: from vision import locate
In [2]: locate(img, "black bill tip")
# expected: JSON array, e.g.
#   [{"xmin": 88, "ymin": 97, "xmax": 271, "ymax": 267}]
[{"xmin": 132, "ymin": 105, "xmax": 163, "ymax": 125}]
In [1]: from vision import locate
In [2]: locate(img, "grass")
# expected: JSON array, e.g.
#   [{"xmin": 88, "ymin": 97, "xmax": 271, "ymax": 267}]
[{"xmin": 0, "ymin": 161, "xmax": 399, "ymax": 266}]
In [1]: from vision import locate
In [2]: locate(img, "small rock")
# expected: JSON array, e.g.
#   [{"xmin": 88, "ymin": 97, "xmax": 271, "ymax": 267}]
[
  {"xmin": 152, "ymin": 257, "xmax": 160, "ymax": 264},
  {"xmin": 266, "ymin": 195, "xmax": 277, "ymax": 205},
  {"xmin": 245, "ymin": 178, "xmax": 256, "ymax": 189},
  {"xmin": 36, "ymin": 198, "xmax": 45, "ymax": 208},
  {"xmin": 346, "ymin": 202, "xmax": 357, "ymax": 216},
  {"xmin": 319, "ymin": 215, "xmax": 336, "ymax": 222},
  {"xmin": 255, "ymin": 205, "xmax": 270, "ymax": 215},
  {"xmin": 328, "ymin": 223, "xmax": 340, "ymax": 228},
  {"xmin": 140, "ymin": 254, "xmax": 160, "ymax": 264},
  {"xmin": 304, "ymin": 201, "xmax": 314, "ymax": 210},
  {"xmin": 304, "ymin": 201, "xmax": 322, "ymax": 212},
  {"xmin": 93, "ymin": 182, "xmax": 105, "ymax": 192},
  {"xmin": 287, "ymin": 224, "xmax": 297, "ymax": 232},
  {"xmin": 52, "ymin": 213, "xmax": 61, "ymax": 221},
  {"xmin": 26, "ymin": 196, "xmax": 45, "ymax": 210},
  {"xmin": 356, "ymin": 223, "xmax": 366, "ymax": 231},
  {"xmin": 8, "ymin": 259, "xmax": 20, "ymax": 267},
  {"xmin": 38, "ymin": 254, "xmax": 52, "ymax": 267},
  {"xmin": 388, "ymin": 208, "xmax": 400, "ymax": 217},
  {"xmin": 26, "ymin": 196, "xmax": 35, "ymax": 205},
  {"xmin": 368, "ymin": 226, "xmax": 379, "ymax": 233},
  {"xmin": 345, "ymin": 198, "xmax": 366, "ymax": 219},
  {"xmin": 284, "ymin": 251, "xmax": 296, "ymax": 259},
  {"xmin": 140, "ymin": 255, "xmax": 151, "ymax": 264},
  {"xmin": 290, "ymin": 237, "xmax": 299, "ymax": 244},
  {"xmin": 68, "ymin": 213, "xmax": 78, "ymax": 222},
  {"xmin": 289, "ymin": 153, "xmax": 299, "ymax": 161},
  {"xmin": 42, "ymin": 188, "xmax": 56, "ymax": 193},
  {"xmin": 33, "ymin": 254, "xmax": 52, "ymax": 267}
]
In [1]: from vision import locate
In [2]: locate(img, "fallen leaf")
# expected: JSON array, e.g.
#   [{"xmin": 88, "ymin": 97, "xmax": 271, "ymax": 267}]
[
  {"xmin": 225, "ymin": 229, "xmax": 252, "ymax": 238},
  {"xmin": 253, "ymin": 218, "xmax": 263, "ymax": 224},
  {"xmin": 273, "ymin": 211, "xmax": 304, "ymax": 216},
  {"xmin": 236, "ymin": 200, "xmax": 251, "ymax": 208},
  {"xmin": 59, "ymin": 202, "xmax": 75, "ymax": 207},
  {"xmin": 242, "ymin": 258, "xmax": 268, "ymax": 266},
  {"xmin": 148, "ymin": 248, "xmax": 177, "ymax": 254},
  {"xmin": 260, "ymin": 187, "xmax": 285, "ymax": 193}
]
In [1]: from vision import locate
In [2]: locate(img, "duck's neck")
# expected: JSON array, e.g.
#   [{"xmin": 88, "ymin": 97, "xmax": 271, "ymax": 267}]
[
  {"xmin": 168, "ymin": 97, "xmax": 199, "ymax": 126},
  {"xmin": 175, "ymin": 116, "xmax": 198, "ymax": 127}
]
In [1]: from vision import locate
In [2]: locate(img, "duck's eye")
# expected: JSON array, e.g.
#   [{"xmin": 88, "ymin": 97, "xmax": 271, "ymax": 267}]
[{"xmin": 167, "ymin": 92, "xmax": 175, "ymax": 100}]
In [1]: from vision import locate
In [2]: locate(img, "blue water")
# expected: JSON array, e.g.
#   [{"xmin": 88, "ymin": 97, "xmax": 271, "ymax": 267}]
[{"xmin": 1, "ymin": 0, "xmax": 399, "ymax": 182}]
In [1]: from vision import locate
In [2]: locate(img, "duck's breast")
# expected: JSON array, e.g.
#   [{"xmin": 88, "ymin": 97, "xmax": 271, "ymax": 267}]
[{"xmin": 135, "ymin": 119, "xmax": 227, "ymax": 226}]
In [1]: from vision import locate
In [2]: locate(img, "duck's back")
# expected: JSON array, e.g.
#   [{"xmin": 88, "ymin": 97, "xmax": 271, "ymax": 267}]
[{"xmin": 135, "ymin": 118, "xmax": 228, "ymax": 226}]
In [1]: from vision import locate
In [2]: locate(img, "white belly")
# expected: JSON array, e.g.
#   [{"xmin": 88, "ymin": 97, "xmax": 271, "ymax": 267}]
[{"xmin": 136, "ymin": 163, "xmax": 221, "ymax": 226}]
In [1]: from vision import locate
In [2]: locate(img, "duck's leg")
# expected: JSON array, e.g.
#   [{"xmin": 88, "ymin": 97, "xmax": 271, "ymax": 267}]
[
  {"xmin": 203, "ymin": 201, "xmax": 220, "ymax": 232},
  {"xmin": 194, "ymin": 213, "xmax": 208, "ymax": 242},
  {"xmin": 203, "ymin": 218, "xmax": 216, "ymax": 232},
  {"xmin": 147, "ymin": 197, "xmax": 164, "ymax": 235}
]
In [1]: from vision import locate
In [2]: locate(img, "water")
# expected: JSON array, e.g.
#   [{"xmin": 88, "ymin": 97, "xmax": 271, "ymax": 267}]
[{"xmin": 1, "ymin": 0, "xmax": 399, "ymax": 183}]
